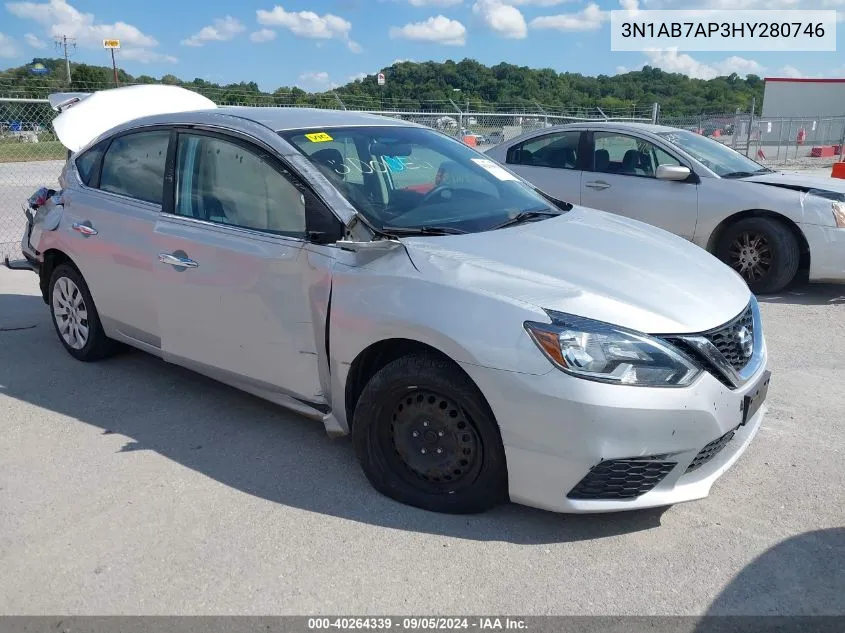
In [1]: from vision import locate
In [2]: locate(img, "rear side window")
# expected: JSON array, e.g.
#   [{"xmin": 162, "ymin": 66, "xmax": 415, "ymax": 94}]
[
  {"xmin": 74, "ymin": 140, "xmax": 107, "ymax": 187},
  {"xmin": 506, "ymin": 131, "xmax": 582, "ymax": 170},
  {"xmin": 99, "ymin": 130, "xmax": 170, "ymax": 204}
]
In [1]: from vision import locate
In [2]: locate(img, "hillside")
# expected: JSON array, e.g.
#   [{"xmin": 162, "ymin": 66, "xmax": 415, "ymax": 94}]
[{"xmin": 0, "ymin": 57, "xmax": 764, "ymax": 116}]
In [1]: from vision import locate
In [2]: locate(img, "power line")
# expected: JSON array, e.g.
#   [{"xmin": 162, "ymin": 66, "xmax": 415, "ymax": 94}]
[{"xmin": 53, "ymin": 35, "xmax": 76, "ymax": 85}]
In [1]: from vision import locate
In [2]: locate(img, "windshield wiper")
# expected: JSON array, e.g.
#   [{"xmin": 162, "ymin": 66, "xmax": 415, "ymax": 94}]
[
  {"xmin": 490, "ymin": 208, "xmax": 561, "ymax": 231},
  {"xmin": 721, "ymin": 171, "xmax": 758, "ymax": 179},
  {"xmin": 380, "ymin": 225, "xmax": 468, "ymax": 236}
]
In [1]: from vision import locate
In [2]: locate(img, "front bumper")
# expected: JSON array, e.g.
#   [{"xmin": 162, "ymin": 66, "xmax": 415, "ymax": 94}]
[
  {"xmin": 802, "ymin": 223, "xmax": 845, "ymax": 283},
  {"xmin": 460, "ymin": 358, "xmax": 770, "ymax": 514}
]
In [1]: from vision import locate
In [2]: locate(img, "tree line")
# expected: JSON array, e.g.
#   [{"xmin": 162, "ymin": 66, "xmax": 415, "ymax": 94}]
[{"xmin": 1, "ymin": 56, "xmax": 764, "ymax": 116}]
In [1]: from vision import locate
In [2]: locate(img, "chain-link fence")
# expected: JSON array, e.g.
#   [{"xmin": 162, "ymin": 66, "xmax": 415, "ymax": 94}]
[{"xmin": 2, "ymin": 90, "xmax": 844, "ymax": 260}]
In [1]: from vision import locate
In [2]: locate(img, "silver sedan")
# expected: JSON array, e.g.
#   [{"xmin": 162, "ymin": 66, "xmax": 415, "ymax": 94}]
[
  {"xmin": 486, "ymin": 122, "xmax": 845, "ymax": 294},
  {"xmin": 7, "ymin": 86, "xmax": 770, "ymax": 515}
]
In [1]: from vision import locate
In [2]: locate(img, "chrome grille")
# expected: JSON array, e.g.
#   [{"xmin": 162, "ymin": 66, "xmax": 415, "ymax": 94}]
[{"xmin": 702, "ymin": 304, "xmax": 755, "ymax": 372}]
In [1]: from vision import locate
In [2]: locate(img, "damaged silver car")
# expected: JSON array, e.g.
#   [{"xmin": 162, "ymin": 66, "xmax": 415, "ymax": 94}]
[{"xmin": 6, "ymin": 86, "xmax": 770, "ymax": 515}]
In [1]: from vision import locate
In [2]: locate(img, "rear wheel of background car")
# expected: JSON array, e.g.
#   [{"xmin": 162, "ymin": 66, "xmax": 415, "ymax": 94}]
[
  {"xmin": 716, "ymin": 217, "xmax": 800, "ymax": 294},
  {"xmin": 48, "ymin": 263, "xmax": 118, "ymax": 362},
  {"xmin": 352, "ymin": 353, "xmax": 508, "ymax": 514}
]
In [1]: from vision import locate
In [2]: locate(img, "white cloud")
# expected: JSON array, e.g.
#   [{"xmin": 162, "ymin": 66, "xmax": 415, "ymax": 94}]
[
  {"xmin": 642, "ymin": 0, "xmax": 843, "ymax": 17},
  {"xmin": 0, "ymin": 32, "xmax": 17, "ymax": 57},
  {"xmin": 498, "ymin": 0, "xmax": 578, "ymax": 4},
  {"xmin": 24, "ymin": 32, "xmax": 46, "ymax": 48},
  {"xmin": 298, "ymin": 70, "xmax": 340, "ymax": 90},
  {"xmin": 120, "ymin": 48, "xmax": 178, "ymax": 64},
  {"xmin": 389, "ymin": 15, "xmax": 467, "ymax": 44},
  {"xmin": 408, "ymin": 0, "xmax": 463, "ymax": 5},
  {"xmin": 249, "ymin": 28, "xmax": 276, "ymax": 43},
  {"xmin": 181, "ymin": 16, "xmax": 245, "ymax": 47},
  {"xmin": 6, "ymin": 0, "xmax": 173, "ymax": 63},
  {"xmin": 641, "ymin": 48, "xmax": 764, "ymax": 79},
  {"xmin": 256, "ymin": 5, "xmax": 362, "ymax": 52},
  {"xmin": 776, "ymin": 65, "xmax": 804, "ymax": 78},
  {"xmin": 348, "ymin": 71, "xmax": 369, "ymax": 81},
  {"xmin": 472, "ymin": 0, "xmax": 528, "ymax": 38},
  {"xmin": 530, "ymin": 3, "xmax": 608, "ymax": 31}
]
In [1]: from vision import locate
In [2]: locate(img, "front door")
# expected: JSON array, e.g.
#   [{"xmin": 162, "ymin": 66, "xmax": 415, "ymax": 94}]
[
  {"xmin": 153, "ymin": 130, "xmax": 325, "ymax": 404},
  {"xmin": 580, "ymin": 131, "xmax": 699, "ymax": 240}
]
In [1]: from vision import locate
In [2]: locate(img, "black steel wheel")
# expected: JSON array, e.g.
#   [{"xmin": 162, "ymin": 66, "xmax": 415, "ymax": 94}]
[
  {"xmin": 352, "ymin": 353, "xmax": 508, "ymax": 514},
  {"xmin": 716, "ymin": 217, "xmax": 800, "ymax": 294}
]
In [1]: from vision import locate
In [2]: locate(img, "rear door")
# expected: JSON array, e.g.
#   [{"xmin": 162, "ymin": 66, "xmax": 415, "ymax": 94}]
[
  {"xmin": 153, "ymin": 129, "xmax": 328, "ymax": 404},
  {"xmin": 501, "ymin": 130, "xmax": 585, "ymax": 204},
  {"xmin": 580, "ymin": 130, "xmax": 699, "ymax": 239},
  {"xmin": 61, "ymin": 128, "xmax": 170, "ymax": 346}
]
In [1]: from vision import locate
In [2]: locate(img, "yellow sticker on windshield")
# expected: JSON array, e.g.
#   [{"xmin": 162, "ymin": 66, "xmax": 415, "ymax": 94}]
[{"xmin": 305, "ymin": 132, "xmax": 334, "ymax": 143}]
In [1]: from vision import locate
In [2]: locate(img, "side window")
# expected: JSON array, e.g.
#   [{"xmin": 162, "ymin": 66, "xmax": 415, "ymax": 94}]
[
  {"xmin": 506, "ymin": 131, "xmax": 581, "ymax": 170},
  {"xmin": 592, "ymin": 132, "xmax": 681, "ymax": 178},
  {"xmin": 174, "ymin": 133, "xmax": 306, "ymax": 237},
  {"xmin": 99, "ymin": 131, "xmax": 170, "ymax": 204},
  {"xmin": 74, "ymin": 140, "xmax": 107, "ymax": 187}
]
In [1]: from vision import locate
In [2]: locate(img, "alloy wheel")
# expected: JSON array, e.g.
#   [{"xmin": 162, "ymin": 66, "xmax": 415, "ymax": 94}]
[
  {"xmin": 52, "ymin": 276, "xmax": 89, "ymax": 350},
  {"xmin": 728, "ymin": 231, "xmax": 772, "ymax": 282}
]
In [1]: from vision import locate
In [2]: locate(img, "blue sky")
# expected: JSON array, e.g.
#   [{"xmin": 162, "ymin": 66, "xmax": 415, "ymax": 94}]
[{"xmin": 0, "ymin": 0, "xmax": 843, "ymax": 92}]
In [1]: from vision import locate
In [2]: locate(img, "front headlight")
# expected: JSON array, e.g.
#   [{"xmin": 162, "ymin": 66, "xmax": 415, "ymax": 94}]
[{"xmin": 524, "ymin": 311, "xmax": 702, "ymax": 387}]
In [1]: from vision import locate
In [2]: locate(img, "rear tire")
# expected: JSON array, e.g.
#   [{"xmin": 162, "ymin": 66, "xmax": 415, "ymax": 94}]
[
  {"xmin": 715, "ymin": 217, "xmax": 800, "ymax": 294},
  {"xmin": 352, "ymin": 353, "xmax": 508, "ymax": 514},
  {"xmin": 48, "ymin": 263, "xmax": 119, "ymax": 361}
]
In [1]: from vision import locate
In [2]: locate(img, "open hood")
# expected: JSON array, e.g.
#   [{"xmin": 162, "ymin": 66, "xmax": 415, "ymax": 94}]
[{"xmin": 51, "ymin": 84, "xmax": 217, "ymax": 153}]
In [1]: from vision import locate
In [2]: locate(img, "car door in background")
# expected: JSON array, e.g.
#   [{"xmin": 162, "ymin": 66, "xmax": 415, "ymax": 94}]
[
  {"xmin": 153, "ymin": 130, "xmax": 326, "ymax": 405},
  {"xmin": 580, "ymin": 131, "xmax": 699, "ymax": 240},
  {"xmin": 501, "ymin": 130, "xmax": 584, "ymax": 204},
  {"xmin": 63, "ymin": 129, "xmax": 170, "ymax": 346}
]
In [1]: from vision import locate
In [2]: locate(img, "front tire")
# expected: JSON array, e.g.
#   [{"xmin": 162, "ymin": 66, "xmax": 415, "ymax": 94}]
[
  {"xmin": 716, "ymin": 217, "xmax": 800, "ymax": 294},
  {"xmin": 352, "ymin": 353, "xmax": 508, "ymax": 514},
  {"xmin": 48, "ymin": 263, "xmax": 118, "ymax": 361}
]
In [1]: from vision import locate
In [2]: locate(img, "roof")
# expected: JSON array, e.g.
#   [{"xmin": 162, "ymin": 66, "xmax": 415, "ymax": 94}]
[
  {"xmin": 558, "ymin": 121, "xmax": 679, "ymax": 133},
  {"xmin": 215, "ymin": 106, "xmax": 419, "ymax": 131},
  {"xmin": 764, "ymin": 78, "xmax": 845, "ymax": 83}
]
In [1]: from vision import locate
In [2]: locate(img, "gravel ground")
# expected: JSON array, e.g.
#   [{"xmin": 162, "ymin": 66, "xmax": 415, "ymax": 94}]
[{"xmin": 0, "ymin": 266, "xmax": 843, "ymax": 616}]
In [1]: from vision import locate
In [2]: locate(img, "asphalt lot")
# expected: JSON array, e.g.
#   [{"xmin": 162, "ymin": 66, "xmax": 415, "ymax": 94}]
[{"xmin": 0, "ymin": 266, "xmax": 843, "ymax": 616}]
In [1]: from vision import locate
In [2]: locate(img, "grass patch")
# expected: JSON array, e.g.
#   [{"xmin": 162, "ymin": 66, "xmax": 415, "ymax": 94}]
[{"xmin": 0, "ymin": 140, "xmax": 67, "ymax": 163}]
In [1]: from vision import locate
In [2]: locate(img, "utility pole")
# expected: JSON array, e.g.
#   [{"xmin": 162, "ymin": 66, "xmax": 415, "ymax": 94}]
[{"xmin": 54, "ymin": 35, "xmax": 76, "ymax": 86}]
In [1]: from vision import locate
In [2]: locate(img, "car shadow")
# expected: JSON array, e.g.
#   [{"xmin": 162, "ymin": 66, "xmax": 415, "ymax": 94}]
[
  {"xmin": 0, "ymin": 291, "xmax": 668, "ymax": 545},
  {"xmin": 693, "ymin": 528, "xmax": 845, "ymax": 623}
]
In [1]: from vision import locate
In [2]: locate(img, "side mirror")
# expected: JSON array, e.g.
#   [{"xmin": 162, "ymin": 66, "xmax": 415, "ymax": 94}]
[{"xmin": 656, "ymin": 165, "xmax": 692, "ymax": 181}]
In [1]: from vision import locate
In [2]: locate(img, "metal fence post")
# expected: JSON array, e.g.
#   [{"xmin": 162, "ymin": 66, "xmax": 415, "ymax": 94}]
[{"xmin": 745, "ymin": 97, "xmax": 755, "ymax": 157}]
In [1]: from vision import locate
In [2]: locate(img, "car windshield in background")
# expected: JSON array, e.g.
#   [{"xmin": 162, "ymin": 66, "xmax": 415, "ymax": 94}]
[
  {"xmin": 657, "ymin": 130, "xmax": 773, "ymax": 179},
  {"xmin": 280, "ymin": 126, "xmax": 565, "ymax": 234}
]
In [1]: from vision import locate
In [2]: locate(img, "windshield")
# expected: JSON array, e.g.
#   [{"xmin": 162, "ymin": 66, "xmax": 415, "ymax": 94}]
[
  {"xmin": 657, "ymin": 130, "xmax": 771, "ymax": 178},
  {"xmin": 280, "ymin": 126, "xmax": 564, "ymax": 234}
]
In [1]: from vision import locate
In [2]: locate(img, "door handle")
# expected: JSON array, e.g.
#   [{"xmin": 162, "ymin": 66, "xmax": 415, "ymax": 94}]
[
  {"xmin": 158, "ymin": 253, "xmax": 199, "ymax": 268},
  {"xmin": 72, "ymin": 222, "xmax": 98, "ymax": 236},
  {"xmin": 585, "ymin": 181, "xmax": 611, "ymax": 190}
]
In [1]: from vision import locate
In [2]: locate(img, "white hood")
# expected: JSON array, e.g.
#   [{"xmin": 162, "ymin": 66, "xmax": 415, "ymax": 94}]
[
  {"xmin": 743, "ymin": 170, "xmax": 845, "ymax": 195},
  {"xmin": 402, "ymin": 208, "xmax": 751, "ymax": 335},
  {"xmin": 51, "ymin": 84, "xmax": 217, "ymax": 153}
]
